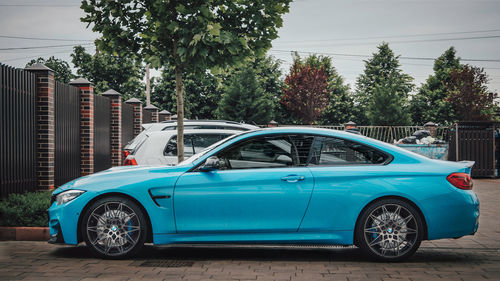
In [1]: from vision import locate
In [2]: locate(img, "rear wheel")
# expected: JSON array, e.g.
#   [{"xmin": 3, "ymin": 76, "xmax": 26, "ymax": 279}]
[
  {"xmin": 356, "ymin": 199, "xmax": 424, "ymax": 261},
  {"xmin": 81, "ymin": 196, "xmax": 147, "ymax": 259}
]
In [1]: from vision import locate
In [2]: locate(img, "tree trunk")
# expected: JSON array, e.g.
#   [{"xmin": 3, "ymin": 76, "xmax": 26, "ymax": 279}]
[{"xmin": 175, "ymin": 64, "xmax": 185, "ymax": 162}]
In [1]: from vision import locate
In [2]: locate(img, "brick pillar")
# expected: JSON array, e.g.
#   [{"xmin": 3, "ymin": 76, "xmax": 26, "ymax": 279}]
[
  {"xmin": 144, "ymin": 104, "xmax": 159, "ymax": 123},
  {"xmin": 69, "ymin": 78, "xmax": 94, "ymax": 176},
  {"xmin": 125, "ymin": 98, "xmax": 143, "ymax": 137},
  {"xmin": 102, "ymin": 89, "xmax": 122, "ymax": 166},
  {"xmin": 159, "ymin": 110, "xmax": 172, "ymax": 122},
  {"xmin": 25, "ymin": 63, "xmax": 55, "ymax": 190}
]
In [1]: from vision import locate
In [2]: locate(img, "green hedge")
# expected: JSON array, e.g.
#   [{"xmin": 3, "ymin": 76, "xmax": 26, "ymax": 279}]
[{"xmin": 0, "ymin": 191, "xmax": 51, "ymax": 227}]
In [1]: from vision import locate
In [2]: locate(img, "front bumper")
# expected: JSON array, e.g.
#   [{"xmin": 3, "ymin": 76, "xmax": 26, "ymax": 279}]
[{"xmin": 48, "ymin": 191, "xmax": 96, "ymax": 245}]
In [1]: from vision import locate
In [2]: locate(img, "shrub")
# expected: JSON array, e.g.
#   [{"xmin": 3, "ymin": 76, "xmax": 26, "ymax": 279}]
[{"xmin": 0, "ymin": 191, "xmax": 51, "ymax": 227}]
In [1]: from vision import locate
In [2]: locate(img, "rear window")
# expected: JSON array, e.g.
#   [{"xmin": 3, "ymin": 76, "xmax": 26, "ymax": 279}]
[{"xmin": 164, "ymin": 134, "xmax": 233, "ymax": 157}]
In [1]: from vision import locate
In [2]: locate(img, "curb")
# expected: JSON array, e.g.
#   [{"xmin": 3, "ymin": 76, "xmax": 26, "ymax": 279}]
[{"xmin": 0, "ymin": 226, "xmax": 49, "ymax": 241}]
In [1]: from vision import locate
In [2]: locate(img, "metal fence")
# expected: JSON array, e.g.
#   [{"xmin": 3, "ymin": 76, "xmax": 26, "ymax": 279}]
[
  {"xmin": 93, "ymin": 95, "xmax": 112, "ymax": 173},
  {"xmin": 54, "ymin": 82, "xmax": 81, "ymax": 186},
  {"xmin": 0, "ymin": 64, "xmax": 37, "ymax": 197},
  {"xmin": 269, "ymin": 125, "xmax": 450, "ymax": 143},
  {"xmin": 143, "ymin": 109, "xmax": 152, "ymax": 124},
  {"xmin": 122, "ymin": 102, "xmax": 134, "ymax": 147},
  {"xmin": 449, "ymin": 122, "xmax": 498, "ymax": 177}
]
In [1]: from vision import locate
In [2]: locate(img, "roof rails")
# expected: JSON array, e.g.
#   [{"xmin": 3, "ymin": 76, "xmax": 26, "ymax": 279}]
[{"xmin": 159, "ymin": 119, "xmax": 243, "ymax": 125}]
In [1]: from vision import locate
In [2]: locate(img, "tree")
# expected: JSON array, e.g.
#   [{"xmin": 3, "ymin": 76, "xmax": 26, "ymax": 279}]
[
  {"xmin": 410, "ymin": 47, "xmax": 461, "ymax": 125},
  {"xmin": 299, "ymin": 55, "xmax": 355, "ymax": 125},
  {"xmin": 71, "ymin": 46, "xmax": 145, "ymax": 100},
  {"xmin": 25, "ymin": 56, "xmax": 74, "ymax": 83},
  {"xmin": 445, "ymin": 65, "xmax": 498, "ymax": 121},
  {"xmin": 355, "ymin": 43, "xmax": 414, "ymax": 125},
  {"xmin": 151, "ymin": 67, "xmax": 221, "ymax": 119},
  {"xmin": 81, "ymin": 0, "xmax": 292, "ymax": 162},
  {"xmin": 366, "ymin": 77, "xmax": 412, "ymax": 125},
  {"xmin": 217, "ymin": 67, "xmax": 274, "ymax": 124},
  {"xmin": 281, "ymin": 57, "xmax": 330, "ymax": 124}
]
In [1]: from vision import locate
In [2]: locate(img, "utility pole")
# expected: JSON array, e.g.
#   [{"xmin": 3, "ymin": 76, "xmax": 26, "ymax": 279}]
[{"xmin": 145, "ymin": 64, "xmax": 151, "ymax": 106}]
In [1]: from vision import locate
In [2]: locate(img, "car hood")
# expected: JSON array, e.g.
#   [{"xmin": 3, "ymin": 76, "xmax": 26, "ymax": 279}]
[{"xmin": 53, "ymin": 164, "xmax": 191, "ymax": 194}]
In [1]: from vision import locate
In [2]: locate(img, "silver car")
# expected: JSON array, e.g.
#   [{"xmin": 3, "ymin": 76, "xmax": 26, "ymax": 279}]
[
  {"xmin": 124, "ymin": 129, "xmax": 240, "ymax": 166},
  {"xmin": 123, "ymin": 120, "xmax": 259, "ymax": 160}
]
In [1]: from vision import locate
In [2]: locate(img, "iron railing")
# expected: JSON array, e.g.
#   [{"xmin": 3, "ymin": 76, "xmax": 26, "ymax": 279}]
[
  {"xmin": 54, "ymin": 81, "xmax": 81, "ymax": 186},
  {"xmin": 0, "ymin": 64, "xmax": 37, "ymax": 197}
]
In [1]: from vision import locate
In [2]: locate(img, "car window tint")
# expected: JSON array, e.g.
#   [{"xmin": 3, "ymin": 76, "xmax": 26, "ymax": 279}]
[
  {"xmin": 218, "ymin": 136, "xmax": 295, "ymax": 170},
  {"xmin": 164, "ymin": 134, "xmax": 232, "ymax": 157},
  {"xmin": 289, "ymin": 135, "xmax": 314, "ymax": 166},
  {"xmin": 164, "ymin": 136, "xmax": 194, "ymax": 157},
  {"xmin": 309, "ymin": 136, "xmax": 388, "ymax": 165}
]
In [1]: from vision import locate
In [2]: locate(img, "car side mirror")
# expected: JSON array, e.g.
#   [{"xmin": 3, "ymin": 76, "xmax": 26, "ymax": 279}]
[{"xmin": 199, "ymin": 156, "xmax": 220, "ymax": 172}]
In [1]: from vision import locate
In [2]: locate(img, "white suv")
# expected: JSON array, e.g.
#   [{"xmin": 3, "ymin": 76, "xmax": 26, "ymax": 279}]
[
  {"xmin": 123, "ymin": 120, "xmax": 259, "ymax": 160},
  {"xmin": 123, "ymin": 129, "xmax": 241, "ymax": 166}
]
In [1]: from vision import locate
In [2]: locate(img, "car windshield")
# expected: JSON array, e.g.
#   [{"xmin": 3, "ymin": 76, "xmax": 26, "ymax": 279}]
[{"xmin": 178, "ymin": 130, "xmax": 255, "ymax": 165}]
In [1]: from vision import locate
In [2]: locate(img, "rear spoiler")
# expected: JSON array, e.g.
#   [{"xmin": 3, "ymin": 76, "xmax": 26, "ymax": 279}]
[{"xmin": 459, "ymin": 160, "xmax": 475, "ymax": 174}]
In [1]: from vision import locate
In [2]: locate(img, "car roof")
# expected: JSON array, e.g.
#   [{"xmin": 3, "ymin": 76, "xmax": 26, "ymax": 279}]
[
  {"xmin": 141, "ymin": 120, "xmax": 259, "ymax": 131},
  {"xmin": 145, "ymin": 129, "xmax": 243, "ymax": 138}
]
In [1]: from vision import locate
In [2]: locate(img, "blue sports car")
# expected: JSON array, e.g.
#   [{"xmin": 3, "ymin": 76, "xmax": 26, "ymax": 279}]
[{"xmin": 48, "ymin": 128, "xmax": 479, "ymax": 261}]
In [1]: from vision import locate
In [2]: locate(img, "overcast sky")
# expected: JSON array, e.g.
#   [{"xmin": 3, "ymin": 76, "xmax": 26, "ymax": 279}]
[{"xmin": 1, "ymin": 0, "xmax": 499, "ymax": 93}]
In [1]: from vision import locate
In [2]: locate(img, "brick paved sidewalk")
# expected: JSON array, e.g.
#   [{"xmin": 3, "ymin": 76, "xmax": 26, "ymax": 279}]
[{"xmin": 1, "ymin": 179, "xmax": 499, "ymax": 281}]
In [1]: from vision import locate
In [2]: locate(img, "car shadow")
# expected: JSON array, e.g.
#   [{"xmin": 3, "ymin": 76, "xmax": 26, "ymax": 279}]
[{"xmin": 50, "ymin": 244, "xmax": 486, "ymax": 263}]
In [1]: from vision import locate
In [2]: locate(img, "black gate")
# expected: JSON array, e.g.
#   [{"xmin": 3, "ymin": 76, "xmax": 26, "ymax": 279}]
[
  {"xmin": 122, "ymin": 102, "xmax": 134, "ymax": 147},
  {"xmin": 94, "ymin": 95, "xmax": 111, "ymax": 172},
  {"xmin": 143, "ymin": 109, "xmax": 152, "ymax": 124},
  {"xmin": 54, "ymin": 82, "xmax": 81, "ymax": 186},
  {"xmin": 0, "ymin": 64, "xmax": 38, "ymax": 197},
  {"xmin": 449, "ymin": 122, "xmax": 498, "ymax": 178}
]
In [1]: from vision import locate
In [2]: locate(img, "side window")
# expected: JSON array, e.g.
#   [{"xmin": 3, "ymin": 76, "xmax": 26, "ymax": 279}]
[
  {"xmin": 164, "ymin": 136, "xmax": 195, "ymax": 157},
  {"xmin": 310, "ymin": 137, "xmax": 389, "ymax": 165},
  {"xmin": 289, "ymin": 135, "xmax": 315, "ymax": 166},
  {"xmin": 164, "ymin": 134, "xmax": 231, "ymax": 157},
  {"xmin": 217, "ymin": 136, "xmax": 296, "ymax": 170}
]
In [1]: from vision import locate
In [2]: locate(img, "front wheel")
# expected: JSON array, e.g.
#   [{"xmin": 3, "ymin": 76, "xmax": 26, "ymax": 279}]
[
  {"xmin": 356, "ymin": 199, "xmax": 424, "ymax": 261},
  {"xmin": 81, "ymin": 196, "xmax": 147, "ymax": 259}
]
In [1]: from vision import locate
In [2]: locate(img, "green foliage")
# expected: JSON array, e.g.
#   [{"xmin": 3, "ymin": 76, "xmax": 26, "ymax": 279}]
[
  {"xmin": 217, "ymin": 66, "xmax": 274, "ymax": 124},
  {"xmin": 151, "ymin": 68, "xmax": 221, "ymax": 119},
  {"xmin": 0, "ymin": 191, "xmax": 51, "ymax": 227},
  {"xmin": 71, "ymin": 46, "xmax": 145, "ymax": 100},
  {"xmin": 80, "ymin": 0, "xmax": 292, "ymax": 73},
  {"xmin": 355, "ymin": 43, "xmax": 414, "ymax": 125},
  {"xmin": 25, "ymin": 56, "xmax": 74, "ymax": 84},
  {"xmin": 366, "ymin": 77, "xmax": 412, "ymax": 125},
  {"xmin": 445, "ymin": 65, "xmax": 498, "ymax": 121},
  {"xmin": 410, "ymin": 47, "xmax": 461, "ymax": 125}
]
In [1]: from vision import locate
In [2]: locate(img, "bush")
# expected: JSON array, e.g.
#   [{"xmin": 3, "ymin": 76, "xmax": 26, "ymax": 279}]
[{"xmin": 0, "ymin": 191, "xmax": 51, "ymax": 227}]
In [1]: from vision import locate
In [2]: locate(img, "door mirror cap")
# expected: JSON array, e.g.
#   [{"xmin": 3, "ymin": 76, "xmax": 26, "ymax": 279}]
[{"xmin": 199, "ymin": 156, "xmax": 220, "ymax": 172}]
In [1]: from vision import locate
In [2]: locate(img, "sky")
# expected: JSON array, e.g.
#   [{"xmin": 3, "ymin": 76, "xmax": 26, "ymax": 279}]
[{"xmin": 1, "ymin": 0, "xmax": 500, "ymax": 94}]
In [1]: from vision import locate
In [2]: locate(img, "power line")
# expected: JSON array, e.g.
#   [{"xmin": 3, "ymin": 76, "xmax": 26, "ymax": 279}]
[
  {"xmin": 1, "ymin": 49, "xmax": 75, "ymax": 63},
  {"xmin": 0, "ymin": 35, "xmax": 94, "ymax": 42},
  {"xmin": 276, "ymin": 29, "xmax": 500, "ymax": 44},
  {"xmin": 270, "ymin": 49, "xmax": 500, "ymax": 63},
  {"xmin": 0, "ymin": 43, "xmax": 93, "ymax": 51},
  {"xmin": 0, "ymin": 4, "xmax": 78, "ymax": 7},
  {"xmin": 277, "ymin": 35, "xmax": 500, "ymax": 48}
]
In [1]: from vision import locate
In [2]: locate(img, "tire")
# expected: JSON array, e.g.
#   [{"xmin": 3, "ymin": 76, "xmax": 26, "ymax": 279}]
[
  {"xmin": 81, "ymin": 196, "xmax": 147, "ymax": 259},
  {"xmin": 356, "ymin": 198, "xmax": 424, "ymax": 261}
]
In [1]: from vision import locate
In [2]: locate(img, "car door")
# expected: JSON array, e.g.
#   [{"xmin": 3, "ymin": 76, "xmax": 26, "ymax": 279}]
[
  {"xmin": 299, "ymin": 136, "xmax": 392, "ymax": 232},
  {"xmin": 173, "ymin": 134, "xmax": 314, "ymax": 233}
]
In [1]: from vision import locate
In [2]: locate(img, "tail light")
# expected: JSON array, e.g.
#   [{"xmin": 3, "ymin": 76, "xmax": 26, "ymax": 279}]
[
  {"xmin": 122, "ymin": 150, "xmax": 130, "ymax": 159},
  {"xmin": 123, "ymin": 157, "xmax": 138, "ymax": 166},
  {"xmin": 447, "ymin": 173, "xmax": 473, "ymax": 190}
]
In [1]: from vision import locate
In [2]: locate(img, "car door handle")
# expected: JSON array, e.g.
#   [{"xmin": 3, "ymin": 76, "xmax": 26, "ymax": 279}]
[{"xmin": 281, "ymin": 175, "xmax": 305, "ymax": 183}]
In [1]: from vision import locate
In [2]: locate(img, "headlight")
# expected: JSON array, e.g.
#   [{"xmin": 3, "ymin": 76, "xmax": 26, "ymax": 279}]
[{"xmin": 55, "ymin": 190, "xmax": 85, "ymax": 205}]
